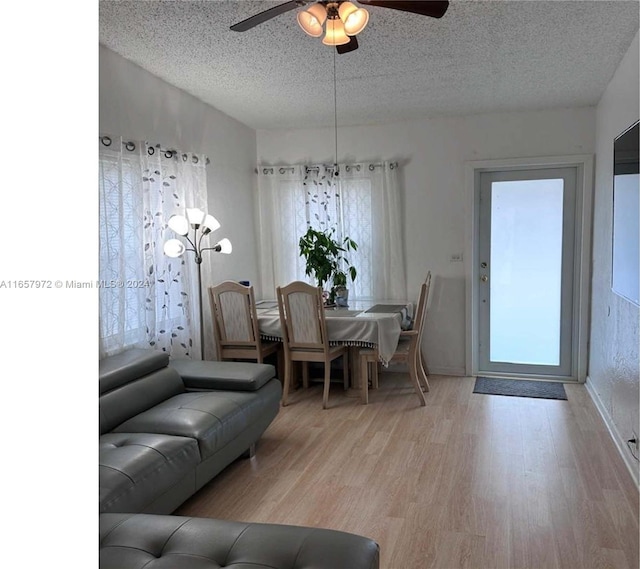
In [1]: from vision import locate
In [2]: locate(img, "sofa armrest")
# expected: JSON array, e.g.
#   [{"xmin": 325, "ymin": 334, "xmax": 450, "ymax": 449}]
[{"xmin": 169, "ymin": 359, "xmax": 276, "ymax": 392}]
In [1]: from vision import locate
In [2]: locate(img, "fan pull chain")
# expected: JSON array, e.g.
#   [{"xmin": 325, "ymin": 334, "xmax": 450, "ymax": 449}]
[{"xmin": 333, "ymin": 47, "xmax": 338, "ymax": 177}]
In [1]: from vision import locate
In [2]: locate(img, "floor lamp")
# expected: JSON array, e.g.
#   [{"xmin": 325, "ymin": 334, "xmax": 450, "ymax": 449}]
[{"xmin": 164, "ymin": 208, "xmax": 232, "ymax": 360}]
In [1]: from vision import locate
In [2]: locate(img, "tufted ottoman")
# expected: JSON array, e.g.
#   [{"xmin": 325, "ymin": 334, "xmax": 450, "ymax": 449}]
[{"xmin": 100, "ymin": 513, "xmax": 380, "ymax": 569}]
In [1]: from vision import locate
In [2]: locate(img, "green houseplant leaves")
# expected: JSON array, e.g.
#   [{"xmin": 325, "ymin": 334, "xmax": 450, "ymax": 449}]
[{"xmin": 299, "ymin": 227, "xmax": 358, "ymax": 303}]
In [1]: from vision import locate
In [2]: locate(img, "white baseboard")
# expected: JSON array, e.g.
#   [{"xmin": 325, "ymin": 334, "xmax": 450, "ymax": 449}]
[
  {"xmin": 428, "ymin": 366, "xmax": 467, "ymax": 377},
  {"xmin": 384, "ymin": 363, "xmax": 466, "ymax": 377},
  {"xmin": 585, "ymin": 376, "xmax": 639, "ymax": 488}
]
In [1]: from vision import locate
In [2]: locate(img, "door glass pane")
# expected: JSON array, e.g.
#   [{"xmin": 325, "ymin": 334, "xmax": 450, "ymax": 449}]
[{"xmin": 490, "ymin": 179, "xmax": 563, "ymax": 365}]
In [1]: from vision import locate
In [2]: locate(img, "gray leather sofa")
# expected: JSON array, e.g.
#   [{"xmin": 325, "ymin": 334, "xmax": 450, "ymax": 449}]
[
  {"xmin": 99, "ymin": 348, "xmax": 282, "ymax": 514},
  {"xmin": 100, "ymin": 513, "xmax": 380, "ymax": 569}
]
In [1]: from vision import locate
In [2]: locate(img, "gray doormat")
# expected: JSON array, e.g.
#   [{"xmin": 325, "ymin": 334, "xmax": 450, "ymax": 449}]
[{"xmin": 473, "ymin": 377, "xmax": 567, "ymax": 400}]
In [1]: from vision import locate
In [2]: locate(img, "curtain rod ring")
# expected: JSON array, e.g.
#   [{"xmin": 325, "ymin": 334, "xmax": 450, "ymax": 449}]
[
  {"xmin": 125, "ymin": 141, "xmax": 136, "ymax": 152},
  {"xmin": 100, "ymin": 136, "xmax": 112, "ymax": 147},
  {"xmin": 147, "ymin": 147, "xmax": 155, "ymax": 155}
]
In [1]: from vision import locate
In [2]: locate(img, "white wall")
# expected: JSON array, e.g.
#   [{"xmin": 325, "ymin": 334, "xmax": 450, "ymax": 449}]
[
  {"xmin": 588, "ymin": 31, "xmax": 639, "ymax": 484},
  {"xmin": 99, "ymin": 45, "xmax": 259, "ymax": 358},
  {"xmin": 257, "ymin": 107, "xmax": 596, "ymax": 375}
]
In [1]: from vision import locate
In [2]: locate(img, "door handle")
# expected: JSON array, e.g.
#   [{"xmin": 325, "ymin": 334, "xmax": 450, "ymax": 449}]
[{"xmin": 480, "ymin": 275, "xmax": 488, "ymax": 282}]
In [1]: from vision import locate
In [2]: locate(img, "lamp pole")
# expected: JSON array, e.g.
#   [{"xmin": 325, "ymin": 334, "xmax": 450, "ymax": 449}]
[
  {"xmin": 194, "ymin": 245, "xmax": 204, "ymax": 362},
  {"xmin": 164, "ymin": 208, "xmax": 232, "ymax": 360}
]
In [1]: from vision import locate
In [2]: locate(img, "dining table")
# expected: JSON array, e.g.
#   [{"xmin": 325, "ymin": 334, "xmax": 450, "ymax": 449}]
[{"xmin": 254, "ymin": 299, "xmax": 414, "ymax": 388}]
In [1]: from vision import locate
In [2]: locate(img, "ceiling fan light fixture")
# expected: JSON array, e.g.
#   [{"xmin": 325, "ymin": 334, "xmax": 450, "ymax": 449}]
[
  {"xmin": 338, "ymin": 2, "xmax": 369, "ymax": 36},
  {"xmin": 322, "ymin": 17, "xmax": 350, "ymax": 46},
  {"xmin": 297, "ymin": 3, "xmax": 327, "ymax": 37}
]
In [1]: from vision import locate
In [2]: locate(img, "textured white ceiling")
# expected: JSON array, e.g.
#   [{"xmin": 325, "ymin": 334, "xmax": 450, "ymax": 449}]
[{"xmin": 99, "ymin": 0, "xmax": 639, "ymax": 130}]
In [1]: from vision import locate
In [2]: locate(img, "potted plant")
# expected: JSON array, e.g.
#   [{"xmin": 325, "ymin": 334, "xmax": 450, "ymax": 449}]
[{"xmin": 299, "ymin": 227, "xmax": 358, "ymax": 305}]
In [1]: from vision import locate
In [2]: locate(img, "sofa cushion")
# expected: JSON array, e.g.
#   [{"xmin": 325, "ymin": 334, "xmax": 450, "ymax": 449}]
[
  {"xmin": 99, "ymin": 433, "xmax": 199, "ymax": 514},
  {"xmin": 112, "ymin": 389, "xmax": 275, "ymax": 460},
  {"xmin": 100, "ymin": 366, "xmax": 186, "ymax": 435},
  {"xmin": 170, "ymin": 359, "xmax": 276, "ymax": 391},
  {"xmin": 100, "ymin": 513, "xmax": 380, "ymax": 569},
  {"xmin": 100, "ymin": 349, "xmax": 170, "ymax": 394}
]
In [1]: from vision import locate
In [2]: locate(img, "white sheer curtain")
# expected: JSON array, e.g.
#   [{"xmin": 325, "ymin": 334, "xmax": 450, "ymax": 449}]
[
  {"xmin": 256, "ymin": 161, "xmax": 406, "ymax": 300},
  {"xmin": 98, "ymin": 135, "xmax": 208, "ymax": 358}
]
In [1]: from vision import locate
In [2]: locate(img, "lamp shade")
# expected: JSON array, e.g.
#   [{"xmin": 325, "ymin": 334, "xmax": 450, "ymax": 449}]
[
  {"xmin": 168, "ymin": 214, "xmax": 189, "ymax": 236},
  {"xmin": 202, "ymin": 214, "xmax": 221, "ymax": 235},
  {"xmin": 164, "ymin": 238, "xmax": 186, "ymax": 258},
  {"xmin": 297, "ymin": 3, "xmax": 327, "ymax": 37},
  {"xmin": 322, "ymin": 18, "xmax": 350, "ymax": 46},
  {"xmin": 215, "ymin": 238, "xmax": 233, "ymax": 255},
  {"xmin": 186, "ymin": 208, "xmax": 206, "ymax": 227},
  {"xmin": 338, "ymin": 2, "xmax": 369, "ymax": 35}
]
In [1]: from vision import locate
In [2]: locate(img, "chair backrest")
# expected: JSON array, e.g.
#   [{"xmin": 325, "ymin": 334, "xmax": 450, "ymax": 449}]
[
  {"xmin": 209, "ymin": 281, "xmax": 261, "ymax": 356},
  {"xmin": 413, "ymin": 272, "xmax": 432, "ymax": 342},
  {"xmin": 276, "ymin": 281, "xmax": 329, "ymax": 352}
]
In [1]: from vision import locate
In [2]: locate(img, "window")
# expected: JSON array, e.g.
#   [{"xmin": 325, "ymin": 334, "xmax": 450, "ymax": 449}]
[
  {"xmin": 99, "ymin": 153, "xmax": 148, "ymax": 352},
  {"xmin": 98, "ymin": 136, "xmax": 207, "ymax": 358},
  {"xmin": 256, "ymin": 162, "xmax": 406, "ymax": 301}
]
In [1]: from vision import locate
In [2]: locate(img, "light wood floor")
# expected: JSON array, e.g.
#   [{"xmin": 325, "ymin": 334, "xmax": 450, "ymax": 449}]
[{"xmin": 176, "ymin": 373, "xmax": 639, "ymax": 569}]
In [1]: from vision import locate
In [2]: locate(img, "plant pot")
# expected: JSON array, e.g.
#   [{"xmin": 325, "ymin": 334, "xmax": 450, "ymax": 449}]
[{"xmin": 335, "ymin": 286, "xmax": 349, "ymax": 307}]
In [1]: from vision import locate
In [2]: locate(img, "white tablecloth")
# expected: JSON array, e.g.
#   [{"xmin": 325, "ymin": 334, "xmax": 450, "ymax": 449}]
[{"xmin": 256, "ymin": 303, "xmax": 412, "ymax": 365}]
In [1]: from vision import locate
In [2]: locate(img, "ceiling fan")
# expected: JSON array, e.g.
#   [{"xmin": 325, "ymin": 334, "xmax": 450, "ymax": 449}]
[{"xmin": 230, "ymin": 1, "xmax": 449, "ymax": 54}]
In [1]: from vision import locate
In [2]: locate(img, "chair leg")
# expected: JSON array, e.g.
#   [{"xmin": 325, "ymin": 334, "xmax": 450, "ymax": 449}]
[
  {"xmin": 408, "ymin": 349, "xmax": 427, "ymax": 406},
  {"xmin": 371, "ymin": 359, "xmax": 379, "ymax": 389},
  {"xmin": 421, "ymin": 351, "xmax": 430, "ymax": 375},
  {"xmin": 302, "ymin": 362, "xmax": 309, "ymax": 389},
  {"xmin": 419, "ymin": 350, "xmax": 430, "ymax": 392},
  {"xmin": 342, "ymin": 354, "xmax": 349, "ymax": 390},
  {"xmin": 277, "ymin": 347, "xmax": 285, "ymax": 382},
  {"xmin": 360, "ymin": 353, "xmax": 369, "ymax": 405},
  {"xmin": 322, "ymin": 362, "xmax": 331, "ymax": 409},
  {"xmin": 282, "ymin": 357, "xmax": 292, "ymax": 406}
]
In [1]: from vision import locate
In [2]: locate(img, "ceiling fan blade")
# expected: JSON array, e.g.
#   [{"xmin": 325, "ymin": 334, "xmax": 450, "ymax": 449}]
[
  {"xmin": 357, "ymin": 0, "xmax": 449, "ymax": 19},
  {"xmin": 230, "ymin": 0, "xmax": 308, "ymax": 32},
  {"xmin": 337, "ymin": 35, "xmax": 359, "ymax": 55}
]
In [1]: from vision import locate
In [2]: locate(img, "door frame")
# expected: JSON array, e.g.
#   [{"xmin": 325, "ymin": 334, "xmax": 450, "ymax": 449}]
[{"xmin": 464, "ymin": 155, "xmax": 594, "ymax": 382}]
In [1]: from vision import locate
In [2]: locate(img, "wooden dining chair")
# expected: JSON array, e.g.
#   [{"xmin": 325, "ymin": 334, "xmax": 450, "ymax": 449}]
[
  {"xmin": 209, "ymin": 280, "xmax": 281, "ymax": 366},
  {"xmin": 359, "ymin": 272, "xmax": 432, "ymax": 406},
  {"xmin": 276, "ymin": 281, "xmax": 348, "ymax": 409}
]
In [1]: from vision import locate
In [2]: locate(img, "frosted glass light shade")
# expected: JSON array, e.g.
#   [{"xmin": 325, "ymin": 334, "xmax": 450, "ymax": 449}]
[
  {"xmin": 215, "ymin": 238, "xmax": 233, "ymax": 255},
  {"xmin": 202, "ymin": 214, "xmax": 221, "ymax": 235},
  {"xmin": 323, "ymin": 18, "xmax": 350, "ymax": 46},
  {"xmin": 168, "ymin": 214, "xmax": 189, "ymax": 236},
  {"xmin": 297, "ymin": 3, "xmax": 327, "ymax": 37},
  {"xmin": 186, "ymin": 208, "xmax": 206, "ymax": 227},
  {"xmin": 164, "ymin": 238, "xmax": 186, "ymax": 258},
  {"xmin": 339, "ymin": 2, "xmax": 369, "ymax": 35}
]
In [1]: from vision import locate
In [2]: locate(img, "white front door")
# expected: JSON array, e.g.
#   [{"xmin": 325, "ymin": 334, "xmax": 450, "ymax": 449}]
[{"xmin": 476, "ymin": 167, "xmax": 578, "ymax": 379}]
